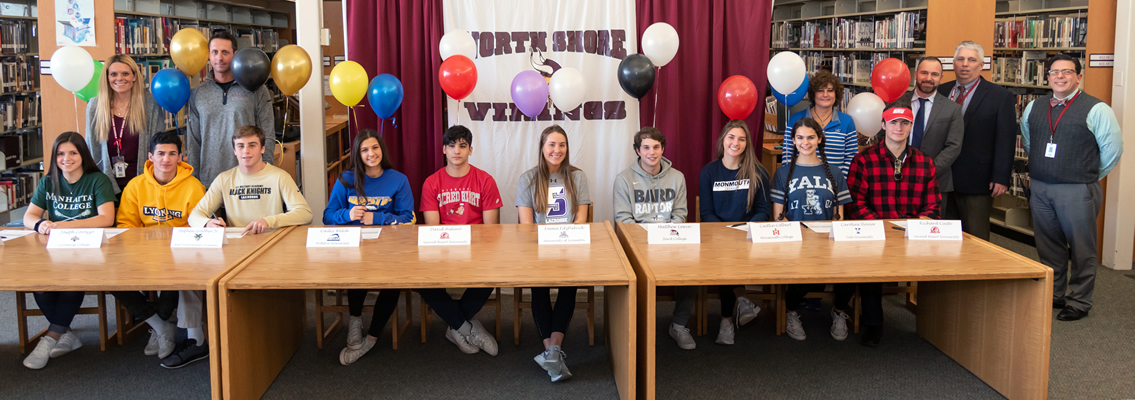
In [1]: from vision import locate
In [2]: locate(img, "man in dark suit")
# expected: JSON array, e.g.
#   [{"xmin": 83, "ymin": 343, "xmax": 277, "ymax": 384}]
[
  {"xmin": 886, "ymin": 57, "xmax": 964, "ymax": 209},
  {"xmin": 937, "ymin": 41, "xmax": 1017, "ymax": 241}
]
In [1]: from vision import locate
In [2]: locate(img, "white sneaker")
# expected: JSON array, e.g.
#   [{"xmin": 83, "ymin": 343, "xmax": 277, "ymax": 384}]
[
  {"xmin": 466, "ymin": 320, "xmax": 498, "ymax": 356},
  {"xmin": 669, "ymin": 323, "xmax": 696, "ymax": 350},
  {"xmin": 534, "ymin": 345, "xmax": 572, "ymax": 382},
  {"xmin": 49, "ymin": 331, "xmax": 82, "ymax": 358},
  {"xmin": 144, "ymin": 329, "xmax": 161, "ymax": 356},
  {"xmin": 23, "ymin": 336, "xmax": 57, "ymax": 369},
  {"xmin": 831, "ymin": 309, "xmax": 850, "ymax": 341},
  {"xmin": 446, "ymin": 327, "xmax": 479, "ymax": 354},
  {"xmin": 785, "ymin": 311, "xmax": 806, "ymax": 341},
  {"xmin": 144, "ymin": 327, "xmax": 177, "ymax": 358},
  {"xmin": 339, "ymin": 338, "xmax": 376, "ymax": 366},
  {"xmin": 346, "ymin": 316, "xmax": 364, "ymax": 349},
  {"xmin": 715, "ymin": 321, "xmax": 735, "ymax": 345},
  {"xmin": 735, "ymin": 297, "xmax": 760, "ymax": 326}
]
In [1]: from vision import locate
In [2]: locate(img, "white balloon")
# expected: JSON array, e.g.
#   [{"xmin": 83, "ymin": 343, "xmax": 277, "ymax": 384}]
[
  {"xmin": 549, "ymin": 67, "xmax": 587, "ymax": 112},
  {"xmin": 439, "ymin": 29, "xmax": 476, "ymax": 61},
  {"xmin": 846, "ymin": 92, "xmax": 886, "ymax": 138},
  {"xmin": 642, "ymin": 22, "xmax": 679, "ymax": 67},
  {"xmin": 767, "ymin": 51, "xmax": 806, "ymax": 94},
  {"xmin": 51, "ymin": 46, "xmax": 95, "ymax": 92}
]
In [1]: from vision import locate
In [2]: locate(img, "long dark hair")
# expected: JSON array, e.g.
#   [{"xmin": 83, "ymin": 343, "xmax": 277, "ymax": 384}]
[
  {"xmin": 49, "ymin": 132, "xmax": 101, "ymax": 195},
  {"xmin": 530, "ymin": 124, "xmax": 580, "ymax": 214},
  {"xmin": 715, "ymin": 120, "xmax": 766, "ymax": 212},
  {"xmin": 339, "ymin": 129, "xmax": 392, "ymax": 200},
  {"xmin": 779, "ymin": 118, "xmax": 841, "ymax": 221}
]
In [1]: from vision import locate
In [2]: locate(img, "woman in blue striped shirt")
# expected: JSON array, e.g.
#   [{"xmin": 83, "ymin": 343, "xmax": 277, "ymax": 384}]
[{"xmin": 782, "ymin": 70, "xmax": 859, "ymax": 179}]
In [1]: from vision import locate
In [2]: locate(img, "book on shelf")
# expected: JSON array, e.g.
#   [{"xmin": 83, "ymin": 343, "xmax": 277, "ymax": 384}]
[
  {"xmin": 0, "ymin": 93, "xmax": 40, "ymax": 132},
  {"xmin": 0, "ymin": 57, "xmax": 37, "ymax": 93},
  {"xmin": 0, "ymin": 20, "xmax": 37, "ymax": 55},
  {"xmin": 874, "ymin": 12, "xmax": 923, "ymax": 49},
  {"xmin": 0, "ymin": 170, "xmax": 42, "ymax": 212},
  {"xmin": 833, "ymin": 18, "xmax": 876, "ymax": 49},
  {"xmin": 115, "ymin": 16, "xmax": 167, "ymax": 56},
  {"xmin": 801, "ymin": 21, "xmax": 831, "ymax": 48},
  {"xmin": 994, "ymin": 14, "xmax": 1087, "ymax": 49},
  {"xmin": 771, "ymin": 22, "xmax": 801, "ymax": 49},
  {"xmin": 992, "ymin": 52, "xmax": 1085, "ymax": 87}
]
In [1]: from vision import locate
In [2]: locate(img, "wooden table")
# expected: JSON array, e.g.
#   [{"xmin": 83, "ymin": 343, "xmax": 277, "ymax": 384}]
[
  {"xmin": 615, "ymin": 221, "xmax": 1052, "ymax": 400},
  {"xmin": 217, "ymin": 223, "xmax": 637, "ymax": 400},
  {"xmin": 0, "ymin": 227, "xmax": 289, "ymax": 399}
]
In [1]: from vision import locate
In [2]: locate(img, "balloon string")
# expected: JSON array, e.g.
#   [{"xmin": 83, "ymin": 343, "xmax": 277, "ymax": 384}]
[
  {"xmin": 74, "ymin": 96, "xmax": 79, "ymax": 132},
  {"xmin": 652, "ymin": 67, "xmax": 660, "ymax": 127},
  {"xmin": 350, "ymin": 106, "xmax": 360, "ymax": 140},
  {"xmin": 456, "ymin": 98, "xmax": 460, "ymax": 125},
  {"xmin": 379, "ymin": 118, "xmax": 384, "ymax": 138}
]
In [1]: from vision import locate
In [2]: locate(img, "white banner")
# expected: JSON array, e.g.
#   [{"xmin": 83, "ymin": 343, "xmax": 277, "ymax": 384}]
[{"xmin": 443, "ymin": 0, "xmax": 640, "ymax": 224}]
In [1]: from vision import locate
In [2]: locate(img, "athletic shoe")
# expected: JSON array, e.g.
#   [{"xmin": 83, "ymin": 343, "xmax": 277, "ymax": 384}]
[
  {"xmin": 49, "ymin": 331, "xmax": 82, "ymax": 358},
  {"xmin": 831, "ymin": 309, "xmax": 850, "ymax": 341},
  {"xmin": 23, "ymin": 336, "xmax": 57, "ymax": 370},
  {"xmin": 346, "ymin": 316, "xmax": 364, "ymax": 350},
  {"xmin": 715, "ymin": 321, "xmax": 735, "ymax": 345},
  {"xmin": 669, "ymin": 323, "xmax": 696, "ymax": 350},
  {"xmin": 735, "ymin": 297, "xmax": 760, "ymax": 327},
  {"xmin": 860, "ymin": 325, "xmax": 882, "ymax": 347},
  {"xmin": 144, "ymin": 328, "xmax": 177, "ymax": 358},
  {"xmin": 339, "ymin": 338, "xmax": 376, "ymax": 365},
  {"xmin": 785, "ymin": 311, "xmax": 806, "ymax": 341},
  {"xmin": 144, "ymin": 329, "xmax": 160, "ymax": 356},
  {"xmin": 534, "ymin": 345, "xmax": 572, "ymax": 382},
  {"xmin": 446, "ymin": 327, "xmax": 479, "ymax": 354},
  {"xmin": 161, "ymin": 340, "xmax": 209, "ymax": 369},
  {"xmin": 466, "ymin": 320, "xmax": 498, "ymax": 356}
]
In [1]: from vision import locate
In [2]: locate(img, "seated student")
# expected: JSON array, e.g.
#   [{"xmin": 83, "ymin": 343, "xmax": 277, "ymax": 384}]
[
  {"xmin": 846, "ymin": 107, "xmax": 940, "ymax": 347},
  {"xmin": 417, "ymin": 125, "xmax": 501, "ymax": 356},
  {"xmin": 516, "ymin": 124, "xmax": 592, "ymax": 382},
  {"xmin": 612, "ymin": 127, "xmax": 698, "ymax": 350},
  {"xmin": 183, "ymin": 125, "xmax": 312, "ymax": 368},
  {"xmin": 322, "ymin": 129, "xmax": 415, "ymax": 365},
  {"xmin": 112, "ymin": 131, "xmax": 206, "ymax": 360},
  {"xmin": 21, "ymin": 132, "xmax": 116, "ymax": 369},
  {"xmin": 696, "ymin": 120, "xmax": 771, "ymax": 346},
  {"xmin": 771, "ymin": 118, "xmax": 854, "ymax": 342}
]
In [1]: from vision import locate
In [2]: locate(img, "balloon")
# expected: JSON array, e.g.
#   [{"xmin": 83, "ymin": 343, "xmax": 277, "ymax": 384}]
[
  {"xmin": 549, "ymin": 67, "xmax": 586, "ymax": 111},
  {"xmin": 367, "ymin": 74, "xmax": 404, "ymax": 119},
  {"xmin": 270, "ymin": 45, "xmax": 312, "ymax": 96},
  {"xmin": 439, "ymin": 29, "xmax": 476, "ymax": 61},
  {"xmin": 151, "ymin": 69, "xmax": 191, "ymax": 114},
  {"xmin": 871, "ymin": 58, "xmax": 911, "ymax": 103},
  {"xmin": 718, "ymin": 75, "xmax": 758, "ymax": 120},
  {"xmin": 767, "ymin": 51, "xmax": 806, "ymax": 94},
  {"xmin": 642, "ymin": 22, "xmax": 679, "ymax": 67},
  {"xmin": 74, "ymin": 60, "xmax": 104, "ymax": 102},
  {"xmin": 329, "ymin": 61, "xmax": 368, "ymax": 107},
  {"xmin": 170, "ymin": 28, "xmax": 208, "ymax": 76},
  {"xmin": 772, "ymin": 74, "xmax": 809, "ymax": 107},
  {"xmin": 232, "ymin": 48, "xmax": 270, "ymax": 92},
  {"xmin": 438, "ymin": 55, "xmax": 477, "ymax": 101},
  {"xmin": 50, "ymin": 46, "xmax": 95, "ymax": 92},
  {"xmin": 511, "ymin": 70, "xmax": 549, "ymax": 118},
  {"xmin": 846, "ymin": 92, "xmax": 886, "ymax": 138},
  {"xmin": 617, "ymin": 54, "xmax": 655, "ymax": 99}
]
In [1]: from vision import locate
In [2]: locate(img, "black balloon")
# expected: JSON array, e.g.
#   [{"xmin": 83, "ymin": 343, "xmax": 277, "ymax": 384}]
[
  {"xmin": 617, "ymin": 54, "xmax": 655, "ymax": 99},
  {"xmin": 232, "ymin": 48, "xmax": 271, "ymax": 91}
]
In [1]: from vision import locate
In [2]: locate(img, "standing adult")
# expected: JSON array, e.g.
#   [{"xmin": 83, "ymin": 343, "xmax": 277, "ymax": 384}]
[
  {"xmin": 84, "ymin": 54, "xmax": 166, "ymax": 194},
  {"xmin": 783, "ymin": 70, "xmax": 859, "ymax": 178},
  {"xmin": 887, "ymin": 56, "xmax": 964, "ymax": 210}
]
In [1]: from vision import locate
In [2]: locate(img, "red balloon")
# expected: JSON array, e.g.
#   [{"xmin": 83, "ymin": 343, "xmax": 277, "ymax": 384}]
[
  {"xmin": 439, "ymin": 55, "xmax": 477, "ymax": 100},
  {"xmin": 718, "ymin": 75, "xmax": 757, "ymax": 120},
  {"xmin": 870, "ymin": 58, "xmax": 911, "ymax": 103}
]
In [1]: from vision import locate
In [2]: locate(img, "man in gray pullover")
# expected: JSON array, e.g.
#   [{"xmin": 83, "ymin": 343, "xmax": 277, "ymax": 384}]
[{"xmin": 186, "ymin": 30, "xmax": 276, "ymax": 188}]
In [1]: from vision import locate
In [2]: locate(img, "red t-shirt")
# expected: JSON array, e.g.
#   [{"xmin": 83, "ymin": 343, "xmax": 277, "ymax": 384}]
[{"xmin": 420, "ymin": 165, "xmax": 503, "ymax": 225}]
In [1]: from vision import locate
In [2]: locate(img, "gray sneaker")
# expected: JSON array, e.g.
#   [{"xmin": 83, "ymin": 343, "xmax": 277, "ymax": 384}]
[
  {"xmin": 466, "ymin": 320, "xmax": 498, "ymax": 356},
  {"xmin": 735, "ymin": 297, "xmax": 760, "ymax": 326},
  {"xmin": 23, "ymin": 336, "xmax": 57, "ymax": 370},
  {"xmin": 49, "ymin": 331, "xmax": 82, "ymax": 358},
  {"xmin": 144, "ymin": 329, "xmax": 161, "ymax": 356},
  {"xmin": 669, "ymin": 323, "xmax": 696, "ymax": 350},
  {"xmin": 785, "ymin": 311, "xmax": 806, "ymax": 341},
  {"xmin": 446, "ymin": 327, "xmax": 479, "ymax": 354},
  {"xmin": 346, "ymin": 316, "xmax": 364, "ymax": 349},
  {"xmin": 534, "ymin": 345, "xmax": 572, "ymax": 382},
  {"xmin": 156, "ymin": 329, "xmax": 177, "ymax": 359},
  {"xmin": 715, "ymin": 321, "xmax": 735, "ymax": 345},
  {"xmin": 339, "ymin": 338, "xmax": 376, "ymax": 366},
  {"xmin": 161, "ymin": 340, "xmax": 209, "ymax": 369},
  {"xmin": 831, "ymin": 309, "xmax": 850, "ymax": 341}
]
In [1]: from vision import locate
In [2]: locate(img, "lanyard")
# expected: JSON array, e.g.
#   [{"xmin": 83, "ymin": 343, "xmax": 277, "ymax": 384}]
[
  {"xmin": 953, "ymin": 80, "xmax": 978, "ymax": 104},
  {"xmin": 1047, "ymin": 91, "xmax": 1080, "ymax": 143},
  {"xmin": 112, "ymin": 116, "xmax": 125, "ymax": 154}
]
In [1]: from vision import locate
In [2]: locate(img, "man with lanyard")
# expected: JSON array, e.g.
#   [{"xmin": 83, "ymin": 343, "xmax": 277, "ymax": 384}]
[{"xmin": 1020, "ymin": 53, "xmax": 1123, "ymax": 321}]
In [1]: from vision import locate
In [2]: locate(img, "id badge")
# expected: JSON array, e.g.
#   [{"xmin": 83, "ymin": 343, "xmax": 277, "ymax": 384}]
[
  {"xmin": 112, "ymin": 156, "xmax": 128, "ymax": 178},
  {"xmin": 1045, "ymin": 143, "xmax": 1057, "ymax": 158}
]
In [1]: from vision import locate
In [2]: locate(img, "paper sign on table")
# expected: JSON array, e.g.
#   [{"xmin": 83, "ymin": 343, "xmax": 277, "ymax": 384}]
[
  {"xmin": 47, "ymin": 229, "xmax": 108, "ymax": 248},
  {"xmin": 906, "ymin": 219, "xmax": 963, "ymax": 241},
  {"xmin": 646, "ymin": 223, "xmax": 700, "ymax": 244},
  {"xmin": 801, "ymin": 221, "xmax": 832, "ymax": 233},
  {"xmin": 829, "ymin": 220, "xmax": 886, "ymax": 241},
  {"xmin": 361, "ymin": 228, "xmax": 382, "ymax": 240},
  {"xmin": 419, "ymin": 225, "xmax": 472, "ymax": 246},
  {"xmin": 104, "ymin": 228, "xmax": 129, "ymax": 238},
  {"xmin": 307, "ymin": 227, "xmax": 361, "ymax": 247},
  {"xmin": 0, "ymin": 230, "xmax": 35, "ymax": 242},
  {"xmin": 171, "ymin": 227, "xmax": 227, "ymax": 248},
  {"xmin": 538, "ymin": 224, "xmax": 591, "ymax": 245},
  {"xmin": 225, "ymin": 227, "xmax": 246, "ymax": 239},
  {"xmin": 747, "ymin": 221, "xmax": 803, "ymax": 242}
]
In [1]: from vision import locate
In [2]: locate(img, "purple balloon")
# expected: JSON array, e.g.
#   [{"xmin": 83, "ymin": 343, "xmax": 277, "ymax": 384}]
[{"xmin": 511, "ymin": 70, "xmax": 549, "ymax": 118}]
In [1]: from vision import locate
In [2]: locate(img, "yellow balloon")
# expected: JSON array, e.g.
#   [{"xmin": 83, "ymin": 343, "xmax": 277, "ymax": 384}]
[
  {"xmin": 270, "ymin": 45, "xmax": 312, "ymax": 96},
  {"xmin": 170, "ymin": 28, "xmax": 208, "ymax": 76},
  {"xmin": 330, "ymin": 61, "xmax": 368, "ymax": 107}
]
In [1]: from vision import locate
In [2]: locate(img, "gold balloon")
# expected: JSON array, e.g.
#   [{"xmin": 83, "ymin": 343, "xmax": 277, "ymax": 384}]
[
  {"xmin": 329, "ymin": 61, "xmax": 368, "ymax": 107},
  {"xmin": 170, "ymin": 28, "xmax": 208, "ymax": 76},
  {"xmin": 270, "ymin": 45, "xmax": 313, "ymax": 96}
]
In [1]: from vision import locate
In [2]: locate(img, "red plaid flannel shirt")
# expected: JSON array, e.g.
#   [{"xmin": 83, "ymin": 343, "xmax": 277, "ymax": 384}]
[{"xmin": 847, "ymin": 142, "xmax": 941, "ymax": 220}]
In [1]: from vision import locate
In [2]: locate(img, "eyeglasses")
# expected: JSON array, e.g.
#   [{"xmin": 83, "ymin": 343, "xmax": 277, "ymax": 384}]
[{"xmin": 1048, "ymin": 69, "xmax": 1077, "ymax": 76}]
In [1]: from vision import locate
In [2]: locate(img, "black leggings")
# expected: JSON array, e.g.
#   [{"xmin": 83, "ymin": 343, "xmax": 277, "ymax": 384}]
[
  {"xmin": 33, "ymin": 291, "xmax": 86, "ymax": 334},
  {"xmin": 347, "ymin": 289, "xmax": 402, "ymax": 338},
  {"xmin": 112, "ymin": 291, "xmax": 178, "ymax": 322},
  {"xmin": 784, "ymin": 283, "xmax": 883, "ymax": 326},
  {"xmin": 415, "ymin": 288, "xmax": 493, "ymax": 330},
  {"xmin": 718, "ymin": 285, "xmax": 739, "ymax": 318},
  {"xmin": 530, "ymin": 287, "xmax": 577, "ymax": 340}
]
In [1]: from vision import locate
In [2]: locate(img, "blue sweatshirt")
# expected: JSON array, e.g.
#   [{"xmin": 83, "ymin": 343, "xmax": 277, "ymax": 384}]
[
  {"xmin": 324, "ymin": 169, "xmax": 416, "ymax": 225},
  {"xmin": 698, "ymin": 159, "xmax": 772, "ymax": 222}
]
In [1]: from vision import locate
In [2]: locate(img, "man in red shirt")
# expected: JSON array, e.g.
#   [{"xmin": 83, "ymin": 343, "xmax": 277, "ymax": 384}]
[{"xmin": 417, "ymin": 125, "xmax": 504, "ymax": 356}]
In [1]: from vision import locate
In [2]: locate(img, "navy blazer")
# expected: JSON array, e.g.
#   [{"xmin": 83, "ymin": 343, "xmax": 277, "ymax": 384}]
[{"xmin": 937, "ymin": 77, "xmax": 1018, "ymax": 195}]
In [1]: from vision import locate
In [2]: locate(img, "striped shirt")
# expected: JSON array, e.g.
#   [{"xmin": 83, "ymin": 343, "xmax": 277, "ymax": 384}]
[{"xmin": 782, "ymin": 109, "xmax": 859, "ymax": 179}]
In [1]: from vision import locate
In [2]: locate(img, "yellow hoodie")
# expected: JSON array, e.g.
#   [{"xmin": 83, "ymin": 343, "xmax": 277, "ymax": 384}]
[{"xmin": 117, "ymin": 160, "xmax": 206, "ymax": 228}]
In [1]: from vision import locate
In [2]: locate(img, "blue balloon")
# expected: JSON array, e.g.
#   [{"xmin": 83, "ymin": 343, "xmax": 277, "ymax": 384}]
[
  {"xmin": 367, "ymin": 74, "xmax": 404, "ymax": 119},
  {"xmin": 773, "ymin": 74, "xmax": 809, "ymax": 107},
  {"xmin": 151, "ymin": 69, "xmax": 191, "ymax": 114}
]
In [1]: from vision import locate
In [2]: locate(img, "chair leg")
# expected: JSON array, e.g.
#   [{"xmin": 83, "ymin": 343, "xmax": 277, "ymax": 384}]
[
  {"xmin": 697, "ymin": 286, "xmax": 708, "ymax": 336},
  {"xmin": 390, "ymin": 308, "xmax": 399, "ymax": 351},
  {"xmin": 853, "ymin": 290, "xmax": 861, "ymax": 334},
  {"xmin": 513, "ymin": 288, "xmax": 523, "ymax": 346},
  {"xmin": 16, "ymin": 291, "xmax": 30, "ymax": 354},
  {"xmin": 587, "ymin": 287, "xmax": 595, "ymax": 346},
  {"xmin": 494, "ymin": 287, "xmax": 502, "ymax": 339},
  {"xmin": 420, "ymin": 296, "xmax": 429, "ymax": 344},
  {"xmin": 97, "ymin": 292, "xmax": 109, "ymax": 351},
  {"xmin": 776, "ymin": 285, "xmax": 786, "ymax": 336},
  {"xmin": 314, "ymin": 289, "xmax": 325, "ymax": 350},
  {"xmin": 116, "ymin": 297, "xmax": 128, "ymax": 346}
]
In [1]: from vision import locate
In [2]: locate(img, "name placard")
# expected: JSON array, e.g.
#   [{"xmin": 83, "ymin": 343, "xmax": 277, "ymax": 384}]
[
  {"xmin": 307, "ymin": 227, "xmax": 361, "ymax": 247},
  {"xmin": 829, "ymin": 220, "xmax": 886, "ymax": 241},
  {"xmin": 748, "ymin": 221, "xmax": 802, "ymax": 242},
  {"xmin": 538, "ymin": 224, "xmax": 591, "ymax": 245},
  {"xmin": 171, "ymin": 227, "xmax": 228, "ymax": 248},
  {"xmin": 47, "ymin": 228, "xmax": 108, "ymax": 249},
  {"xmin": 646, "ymin": 223, "xmax": 700, "ymax": 244},
  {"xmin": 906, "ymin": 219, "xmax": 963, "ymax": 241},
  {"xmin": 419, "ymin": 225, "xmax": 472, "ymax": 246}
]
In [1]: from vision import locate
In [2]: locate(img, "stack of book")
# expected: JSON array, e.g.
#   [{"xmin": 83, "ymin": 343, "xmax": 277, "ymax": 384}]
[
  {"xmin": 0, "ymin": 57, "xmax": 36, "ymax": 93},
  {"xmin": 0, "ymin": 20, "xmax": 36, "ymax": 55},
  {"xmin": 0, "ymin": 170, "xmax": 41, "ymax": 212},
  {"xmin": 994, "ymin": 14, "xmax": 1088, "ymax": 49},
  {"xmin": 0, "ymin": 94, "xmax": 40, "ymax": 131},
  {"xmin": 874, "ymin": 11, "xmax": 925, "ymax": 49},
  {"xmin": 832, "ymin": 18, "xmax": 876, "ymax": 49}
]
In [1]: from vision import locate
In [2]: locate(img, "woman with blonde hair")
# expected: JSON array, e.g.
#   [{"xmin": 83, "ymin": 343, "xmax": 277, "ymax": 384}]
[{"xmin": 84, "ymin": 54, "xmax": 166, "ymax": 193}]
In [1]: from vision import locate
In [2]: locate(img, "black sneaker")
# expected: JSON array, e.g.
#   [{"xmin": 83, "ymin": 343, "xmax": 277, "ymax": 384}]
[
  {"xmin": 860, "ymin": 325, "xmax": 882, "ymax": 347},
  {"xmin": 161, "ymin": 340, "xmax": 209, "ymax": 369}
]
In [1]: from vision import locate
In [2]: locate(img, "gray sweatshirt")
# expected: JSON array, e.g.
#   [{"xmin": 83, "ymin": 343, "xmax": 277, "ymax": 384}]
[
  {"xmin": 186, "ymin": 78, "xmax": 276, "ymax": 188},
  {"xmin": 613, "ymin": 156, "xmax": 688, "ymax": 223},
  {"xmin": 84, "ymin": 93, "xmax": 166, "ymax": 193}
]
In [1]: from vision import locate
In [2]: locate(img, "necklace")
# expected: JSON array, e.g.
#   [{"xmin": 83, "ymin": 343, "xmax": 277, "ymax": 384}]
[
  {"xmin": 112, "ymin": 100, "xmax": 129, "ymax": 117},
  {"xmin": 812, "ymin": 107, "xmax": 833, "ymax": 127}
]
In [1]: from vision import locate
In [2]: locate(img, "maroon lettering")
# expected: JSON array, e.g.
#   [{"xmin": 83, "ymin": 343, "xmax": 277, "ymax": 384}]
[
  {"xmin": 611, "ymin": 30, "xmax": 627, "ymax": 59},
  {"xmin": 605, "ymin": 101, "xmax": 627, "ymax": 120},
  {"xmin": 464, "ymin": 102, "xmax": 492, "ymax": 121},
  {"xmin": 478, "ymin": 32, "xmax": 495, "ymax": 58},
  {"xmin": 492, "ymin": 103, "xmax": 508, "ymax": 121},
  {"xmin": 583, "ymin": 31, "xmax": 598, "ymax": 54},
  {"xmin": 511, "ymin": 32, "xmax": 530, "ymax": 53},
  {"xmin": 597, "ymin": 31, "xmax": 611, "ymax": 57},
  {"xmin": 583, "ymin": 101, "xmax": 604, "ymax": 120},
  {"xmin": 530, "ymin": 32, "xmax": 548, "ymax": 52},
  {"xmin": 551, "ymin": 31, "xmax": 567, "ymax": 52},
  {"xmin": 495, "ymin": 32, "xmax": 512, "ymax": 55}
]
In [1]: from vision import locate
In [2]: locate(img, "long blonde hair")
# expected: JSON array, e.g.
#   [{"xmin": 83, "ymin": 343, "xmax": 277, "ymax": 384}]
[
  {"xmin": 92, "ymin": 55, "xmax": 147, "ymax": 143},
  {"xmin": 715, "ymin": 119, "xmax": 767, "ymax": 212},
  {"xmin": 531, "ymin": 125, "xmax": 580, "ymax": 214}
]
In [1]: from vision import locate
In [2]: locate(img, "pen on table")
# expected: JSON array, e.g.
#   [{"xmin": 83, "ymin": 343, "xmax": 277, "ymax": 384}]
[
  {"xmin": 728, "ymin": 223, "xmax": 746, "ymax": 228},
  {"xmin": 892, "ymin": 226, "xmax": 906, "ymax": 231}
]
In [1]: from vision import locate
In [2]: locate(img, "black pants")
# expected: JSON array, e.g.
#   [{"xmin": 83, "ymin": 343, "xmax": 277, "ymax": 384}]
[
  {"xmin": 111, "ymin": 291, "xmax": 178, "ymax": 322},
  {"xmin": 415, "ymin": 288, "xmax": 493, "ymax": 330},
  {"xmin": 785, "ymin": 283, "xmax": 882, "ymax": 326},
  {"xmin": 347, "ymin": 289, "xmax": 402, "ymax": 338},
  {"xmin": 33, "ymin": 291, "xmax": 86, "ymax": 334},
  {"xmin": 530, "ymin": 287, "xmax": 577, "ymax": 340},
  {"xmin": 718, "ymin": 285, "xmax": 739, "ymax": 318}
]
